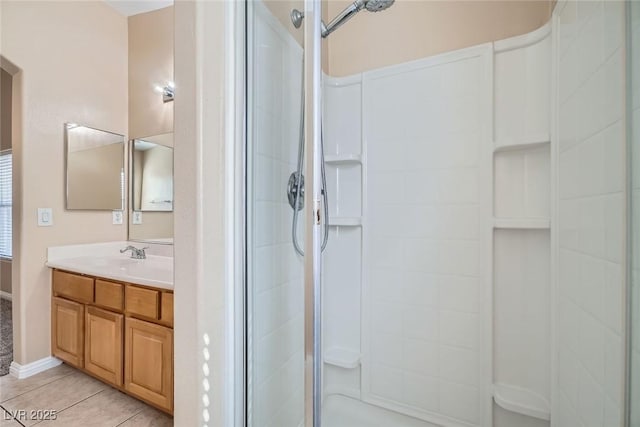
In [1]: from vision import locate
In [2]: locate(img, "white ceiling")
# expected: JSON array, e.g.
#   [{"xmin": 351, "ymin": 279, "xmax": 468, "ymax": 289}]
[{"xmin": 103, "ymin": 0, "xmax": 173, "ymax": 17}]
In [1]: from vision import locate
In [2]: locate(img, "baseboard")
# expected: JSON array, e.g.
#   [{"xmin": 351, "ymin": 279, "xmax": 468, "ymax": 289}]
[
  {"xmin": 0, "ymin": 291, "xmax": 11, "ymax": 302},
  {"xmin": 9, "ymin": 357, "xmax": 62, "ymax": 379}
]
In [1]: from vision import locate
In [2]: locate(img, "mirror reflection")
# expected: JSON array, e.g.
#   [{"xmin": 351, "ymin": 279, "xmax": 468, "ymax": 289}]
[
  {"xmin": 65, "ymin": 123, "xmax": 124, "ymax": 210},
  {"xmin": 132, "ymin": 134, "xmax": 174, "ymax": 212},
  {"xmin": 129, "ymin": 133, "xmax": 173, "ymax": 243}
]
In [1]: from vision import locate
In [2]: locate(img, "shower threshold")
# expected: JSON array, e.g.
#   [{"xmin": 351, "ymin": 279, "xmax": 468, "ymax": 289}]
[{"xmin": 322, "ymin": 394, "xmax": 440, "ymax": 427}]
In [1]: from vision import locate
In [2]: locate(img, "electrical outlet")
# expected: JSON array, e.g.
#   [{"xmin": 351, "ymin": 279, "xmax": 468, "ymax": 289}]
[
  {"xmin": 132, "ymin": 211, "xmax": 143, "ymax": 225},
  {"xmin": 37, "ymin": 208, "xmax": 53, "ymax": 227},
  {"xmin": 112, "ymin": 210, "xmax": 123, "ymax": 225}
]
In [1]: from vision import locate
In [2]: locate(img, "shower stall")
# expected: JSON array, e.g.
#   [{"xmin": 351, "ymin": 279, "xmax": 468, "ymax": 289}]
[{"xmin": 243, "ymin": 0, "xmax": 636, "ymax": 426}]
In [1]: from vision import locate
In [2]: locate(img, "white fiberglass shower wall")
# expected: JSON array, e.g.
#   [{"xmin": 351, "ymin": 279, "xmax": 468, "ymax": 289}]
[
  {"xmin": 554, "ymin": 1, "xmax": 627, "ymax": 426},
  {"xmin": 322, "ymin": 48, "xmax": 492, "ymax": 426},
  {"xmin": 321, "ymin": 20, "xmax": 555, "ymax": 427}
]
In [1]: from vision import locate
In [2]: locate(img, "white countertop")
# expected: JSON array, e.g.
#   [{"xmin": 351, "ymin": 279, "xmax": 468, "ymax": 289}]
[{"xmin": 46, "ymin": 241, "xmax": 173, "ymax": 290}]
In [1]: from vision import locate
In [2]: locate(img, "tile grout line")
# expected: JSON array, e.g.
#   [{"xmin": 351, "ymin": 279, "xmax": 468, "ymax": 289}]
[
  {"xmin": 29, "ymin": 389, "xmax": 107, "ymax": 426},
  {"xmin": 0, "ymin": 371, "xmax": 77, "ymax": 405},
  {"xmin": 113, "ymin": 408, "xmax": 146, "ymax": 427},
  {"xmin": 1, "ymin": 403, "xmax": 27, "ymax": 427}
]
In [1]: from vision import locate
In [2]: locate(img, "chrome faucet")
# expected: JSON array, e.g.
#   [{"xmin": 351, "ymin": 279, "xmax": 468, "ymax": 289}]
[{"xmin": 120, "ymin": 245, "xmax": 148, "ymax": 259}]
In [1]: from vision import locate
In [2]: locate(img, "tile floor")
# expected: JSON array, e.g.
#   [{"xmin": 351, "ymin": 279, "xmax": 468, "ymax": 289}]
[{"xmin": 0, "ymin": 365, "xmax": 172, "ymax": 426}]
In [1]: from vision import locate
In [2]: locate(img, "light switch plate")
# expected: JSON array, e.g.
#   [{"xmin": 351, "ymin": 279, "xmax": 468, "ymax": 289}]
[
  {"xmin": 37, "ymin": 208, "xmax": 53, "ymax": 227},
  {"xmin": 112, "ymin": 210, "xmax": 123, "ymax": 225},
  {"xmin": 132, "ymin": 211, "xmax": 143, "ymax": 225}
]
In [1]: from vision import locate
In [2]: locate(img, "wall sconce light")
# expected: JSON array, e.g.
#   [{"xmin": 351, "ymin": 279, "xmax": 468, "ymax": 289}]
[{"xmin": 155, "ymin": 81, "xmax": 175, "ymax": 103}]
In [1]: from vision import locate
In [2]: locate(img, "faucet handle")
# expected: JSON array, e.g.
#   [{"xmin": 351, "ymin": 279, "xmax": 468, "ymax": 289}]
[{"xmin": 120, "ymin": 245, "xmax": 147, "ymax": 259}]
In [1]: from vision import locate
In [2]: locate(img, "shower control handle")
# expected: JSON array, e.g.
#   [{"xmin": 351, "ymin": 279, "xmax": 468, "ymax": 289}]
[{"xmin": 287, "ymin": 171, "xmax": 305, "ymax": 211}]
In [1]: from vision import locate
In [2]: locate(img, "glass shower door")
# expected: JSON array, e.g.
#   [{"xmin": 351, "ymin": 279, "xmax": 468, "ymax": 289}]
[
  {"xmin": 246, "ymin": 1, "xmax": 305, "ymax": 425},
  {"xmin": 246, "ymin": 0, "xmax": 323, "ymax": 426}
]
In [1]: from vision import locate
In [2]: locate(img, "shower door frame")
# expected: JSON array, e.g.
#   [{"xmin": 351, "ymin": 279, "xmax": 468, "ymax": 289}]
[
  {"xmin": 230, "ymin": 1, "xmax": 246, "ymax": 425},
  {"xmin": 302, "ymin": 0, "xmax": 324, "ymax": 426}
]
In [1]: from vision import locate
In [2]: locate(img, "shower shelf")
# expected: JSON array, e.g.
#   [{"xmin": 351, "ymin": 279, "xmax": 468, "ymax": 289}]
[
  {"xmin": 493, "ymin": 383, "xmax": 550, "ymax": 421},
  {"xmin": 493, "ymin": 218, "xmax": 550, "ymax": 229},
  {"xmin": 329, "ymin": 217, "xmax": 362, "ymax": 226},
  {"xmin": 494, "ymin": 136, "xmax": 550, "ymax": 153},
  {"xmin": 324, "ymin": 347, "xmax": 361, "ymax": 369},
  {"xmin": 324, "ymin": 154, "xmax": 362, "ymax": 164}
]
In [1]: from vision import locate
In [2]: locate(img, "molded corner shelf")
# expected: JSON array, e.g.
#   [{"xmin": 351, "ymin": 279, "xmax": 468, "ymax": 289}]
[
  {"xmin": 324, "ymin": 154, "xmax": 362, "ymax": 164},
  {"xmin": 494, "ymin": 137, "xmax": 550, "ymax": 153},
  {"xmin": 324, "ymin": 348, "xmax": 361, "ymax": 369},
  {"xmin": 493, "ymin": 218, "xmax": 550, "ymax": 229},
  {"xmin": 493, "ymin": 383, "xmax": 550, "ymax": 421},
  {"xmin": 329, "ymin": 217, "xmax": 362, "ymax": 227}
]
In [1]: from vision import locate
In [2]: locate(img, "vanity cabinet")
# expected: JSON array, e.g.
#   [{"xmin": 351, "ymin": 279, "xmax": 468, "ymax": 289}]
[
  {"xmin": 51, "ymin": 270, "xmax": 174, "ymax": 414},
  {"xmin": 51, "ymin": 297, "xmax": 84, "ymax": 368},
  {"xmin": 85, "ymin": 306, "xmax": 123, "ymax": 386},
  {"xmin": 124, "ymin": 318, "xmax": 173, "ymax": 411}
]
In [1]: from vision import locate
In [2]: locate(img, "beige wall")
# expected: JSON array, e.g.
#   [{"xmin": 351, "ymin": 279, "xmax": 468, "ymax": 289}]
[
  {"xmin": 326, "ymin": 0, "xmax": 554, "ymax": 76},
  {"xmin": 129, "ymin": 213, "xmax": 173, "ymax": 241},
  {"xmin": 260, "ymin": 0, "xmax": 552, "ymax": 75},
  {"xmin": 1, "ymin": 1, "xmax": 128, "ymax": 364},
  {"xmin": 174, "ymin": 2, "xmax": 200, "ymax": 424},
  {"xmin": 128, "ymin": 6, "xmax": 174, "ymax": 242},
  {"xmin": 129, "ymin": 6, "xmax": 174, "ymax": 139}
]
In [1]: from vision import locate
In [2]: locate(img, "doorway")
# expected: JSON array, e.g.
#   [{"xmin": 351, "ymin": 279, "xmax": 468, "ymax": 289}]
[{"xmin": 0, "ymin": 66, "xmax": 13, "ymax": 376}]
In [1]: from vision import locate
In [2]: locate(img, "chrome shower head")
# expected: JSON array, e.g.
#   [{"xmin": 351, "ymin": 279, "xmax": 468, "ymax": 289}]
[
  {"xmin": 363, "ymin": 0, "xmax": 394, "ymax": 12},
  {"xmin": 290, "ymin": 0, "xmax": 395, "ymax": 38}
]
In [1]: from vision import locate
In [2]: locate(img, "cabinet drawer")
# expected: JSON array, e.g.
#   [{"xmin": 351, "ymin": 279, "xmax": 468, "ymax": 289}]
[
  {"xmin": 95, "ymin": 280, "xmax": 124, "ymax": 312},
  {"xmin": 125, "ymin": 285, "xmax": 159, "ymax": 320},
  {"xmin": 160, "ymin": 293, "xmax": 173, "ymax": 326},
  {"xmin": 53, "ymin": 270, "xmax": 94, "ymax": 304}
]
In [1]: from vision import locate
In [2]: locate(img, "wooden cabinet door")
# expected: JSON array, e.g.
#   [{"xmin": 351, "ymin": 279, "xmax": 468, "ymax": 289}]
[
  {"xmin": 124, "ymin": 317, "xmax": 173, "ymax": 412},
  {"xmin": 85, "ymin": 306, "xmax": 123, "ymax": 386},
  {"xmin": 51, "ymin": 297, "xmax": 84, "ymax": 368}
]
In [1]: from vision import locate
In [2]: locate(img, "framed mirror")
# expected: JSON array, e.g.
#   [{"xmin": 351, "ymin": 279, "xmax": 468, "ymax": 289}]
[
  {"xmin": 65, "ymin": 123, "xmax": 125, "ymax": 210},
  {"xmin": 129, "ymin": 133, "xmax": 173, "ymax": 243}
]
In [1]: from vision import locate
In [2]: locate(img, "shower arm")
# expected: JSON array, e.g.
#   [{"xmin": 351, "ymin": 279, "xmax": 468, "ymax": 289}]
[
  {"xmin": 291, "ymin": 0, "xmax": 366, "ymax": 39},
  {"xmin": 321, "ymin": 0, "xmax": 366, "ymax": 38}
]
